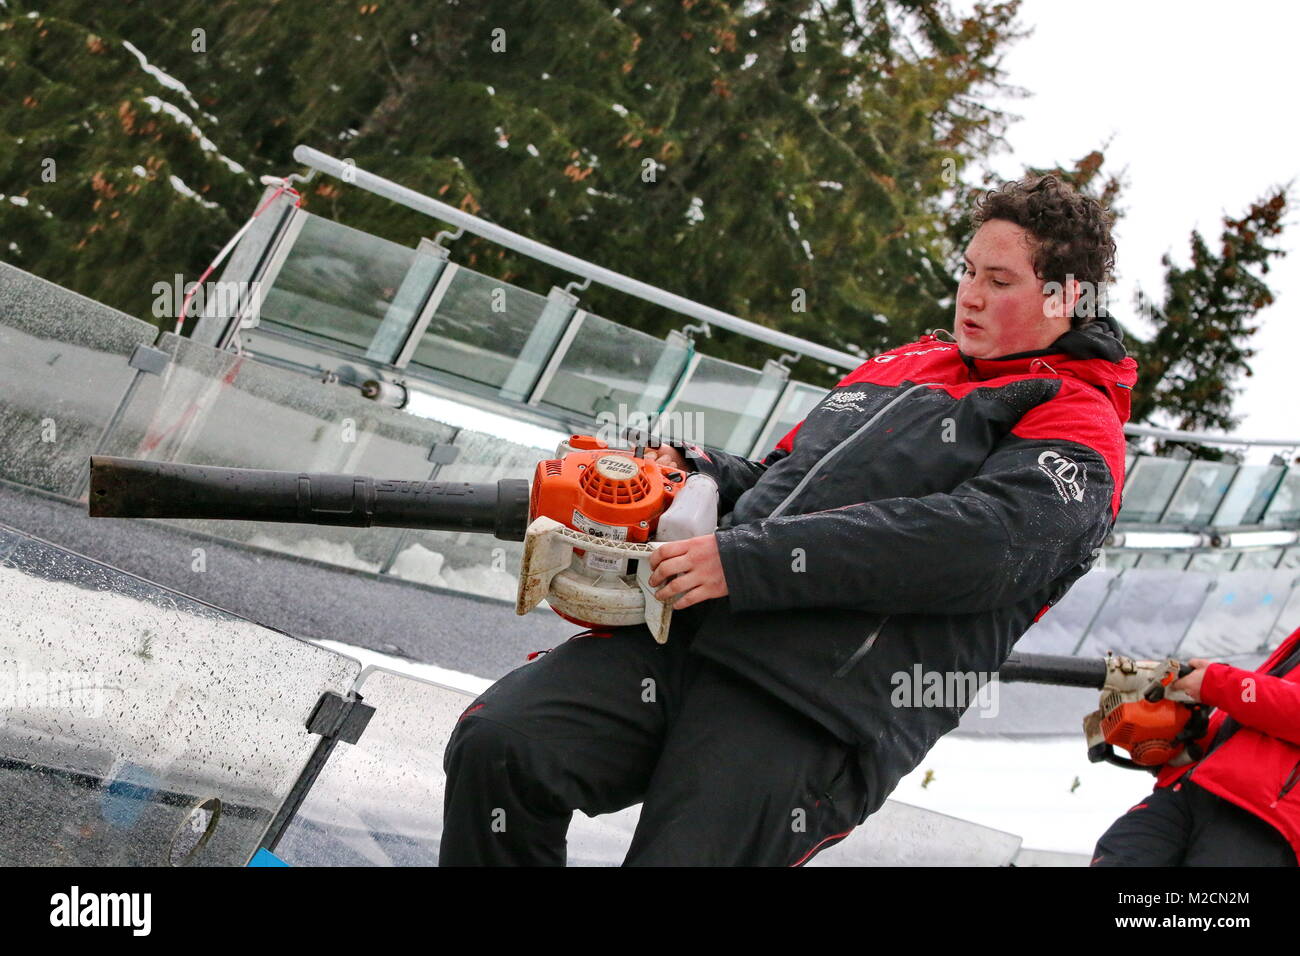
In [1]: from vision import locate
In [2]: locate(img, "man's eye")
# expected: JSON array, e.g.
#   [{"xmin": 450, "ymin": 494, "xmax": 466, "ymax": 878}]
[{"xmin": 992, "ymin": 279, "xmax": 1009, "ymax": 287}]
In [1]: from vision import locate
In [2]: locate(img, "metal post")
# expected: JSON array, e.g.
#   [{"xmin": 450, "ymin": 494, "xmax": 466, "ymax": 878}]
[
  {"xmin": 500, "ymin": 286, "xmax": 579, "ymax": 403},
  {"xmin": 218, "ymin": 205, "xmax": 308, "ymax": 351},
  {"xmin": 366, "ymin": 238, "xmax": 452, "ymax": 365},
  {"xmin": 259, "ymin": 690, "xmax": 376, "ymax": 855},
  {"xmin": 394, "ymin": 263, "xmax": 461, "ymax": 368}
]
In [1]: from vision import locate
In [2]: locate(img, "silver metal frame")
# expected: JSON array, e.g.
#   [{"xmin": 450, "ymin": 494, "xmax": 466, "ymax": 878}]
[
  {"xmin": 1158, "ymin": 459, "xmax": 1231, "ymax": 528},
  {"xmin": 366, "ymin": 237, "xmax": 452, "ymax": 365},
  {"xmin": 657, "ymin": 348, "xmax": 704, "ymax": 421},
  {"xmin": 500, "ymin": 286, "xmax": 579, "ymax": 403},
  {"xmin": 1125, "ymin": 422, "xmax": 1300, "ymax": 449},
  {"xmin": 393, "ymin": 262, "xmax": 460, "ymax": 369},
  {"xmin": 221, "ymin": 204, "xmax": 307, "ymax": 349},
  {"xmin": 748, "ymin": 380, "xmax": 828, "ymax": 459},
  {"xmin": 526, "ymin": 307, "xmax": 587, "ymax": 406}
]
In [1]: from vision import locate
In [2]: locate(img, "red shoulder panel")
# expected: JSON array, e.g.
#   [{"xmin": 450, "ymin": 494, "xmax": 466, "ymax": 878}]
[{"xmin": 1011, "ymin": 379, "xmax": 1128, "ymax": 516}]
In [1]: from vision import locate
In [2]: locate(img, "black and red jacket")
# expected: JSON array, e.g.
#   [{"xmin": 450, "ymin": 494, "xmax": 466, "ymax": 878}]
[
  {"xmin": 672, "ymin": 316, "xmax": 1137, "ymax": 824},
  {"xmin": 1155, "ymin": 625, "xmax": 1300, "ymax": 861}
]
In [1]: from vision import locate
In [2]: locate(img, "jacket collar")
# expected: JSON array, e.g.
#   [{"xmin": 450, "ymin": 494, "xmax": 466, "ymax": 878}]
[{"xmin": 956, "ymin": 312, "xmax": 1138, "ymax": 422}]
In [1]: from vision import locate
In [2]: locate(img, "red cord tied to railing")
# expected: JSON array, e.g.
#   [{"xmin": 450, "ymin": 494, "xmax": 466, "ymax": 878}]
[{"xmin": 173, "ymin": 176, "xmax": 304, "ymax": 335}]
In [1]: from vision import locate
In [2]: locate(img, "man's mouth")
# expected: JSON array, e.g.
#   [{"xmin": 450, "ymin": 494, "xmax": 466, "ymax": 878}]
[{"xmin": 959, "ymin": 318, "xmax": 983, "ymax": 334}]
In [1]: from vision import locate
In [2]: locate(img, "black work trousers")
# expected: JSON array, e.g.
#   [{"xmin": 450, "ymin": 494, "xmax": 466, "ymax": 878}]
[
  {"xmin": 439, "ymin": 615, "xmax": 870, "ymax": 866},
  {"xmin": 1091, "ymin": 779, "xmax": 1297, "ymax": 867}
]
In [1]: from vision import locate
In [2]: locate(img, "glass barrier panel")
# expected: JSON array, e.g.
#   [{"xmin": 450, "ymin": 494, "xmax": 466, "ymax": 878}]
[
  {"xmin": 1117, "ymin": 457, "xmax": 1188, "ymax": 524},
  {"xmin": 1136, "ymin": 551, "xmax": 1192, "ymax": 570},
  {"xmin": 0, "ymin": 264, "xmax": 160, "ymax": 496},
  {"xmin": 274, "ymin": 668, "xmax": 464, "ymax": 866},
  {"xmin": 275, "ymin": 667, "xmax": 643, "ymax": 866},
  {"xmin": 383, "ymin": 429, "xmax": 549, "ymax": 601},
  {"xmin": 757, "ymin": 383, "xmax": 828, "ymax": 456},
  {"xmin": 535, "ymin": 312, "xmax": 690, "ymax": 421},
  {"xmin": 670, "ymin": 355, "xmax": 786, "ymax": 455},
  {"xmin": 1159, "ymin": 461, "xmax": 1236, "ymax": 527},
  {"xmin": 1103, "ymin": 551, "xmax": 1141, "ymax": 571},
  {"xmin": 273, "ymin": 668, "xmax": 1008, "ymax": 867},
  {"xmin": 96, "ymin": 334, "xmax": 459, "ymax": 570},
  {"xmin": 1178, "ymin": 569, "xmax": 1297, "ymax": 658},
  {"xmin": 1212, "ymin": 464, "xmax": 1286, "ymax": 527},
  {"xmin": 1234, "ymin": 548, "xmax": 1284, "ymax": 571},
  {"xmin": 1262, "ymin": 469, "xmax": 1300, "ymax": 525},
  {"xmin": 1187, "ymin": 552, "xmax": 1241, "ymax": 572},
  {"xmin": 0, "ymin": 523, "xmax": 360, "ymax": 866},
  {"xmin": 408, "ymin": 268, "xmax": 552, "ymax": 390},
  {"xmin": 1076, "ymin": 570, "xmax": 1214, "ymax": 659},
  {"xmin": 1267, "ymin": 578, "xmax": 1300, "ymax": 649},
  {"xmin": 258, "ymin": 214, "xmax": 422, "ymax": 355},
  {"xmin": 1281, "ymin": 546, "xmax": 1300, "ymax": 569},
  {"xmin": 1015, "ymin": 570, "xmax": 1116, "ymax": 655}
]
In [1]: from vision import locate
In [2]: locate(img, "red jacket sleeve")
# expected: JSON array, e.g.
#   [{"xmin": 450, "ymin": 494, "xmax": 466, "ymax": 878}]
[{"xmin": 1200, "ymin": 662, "xmax": 1300, "ymax": 747}]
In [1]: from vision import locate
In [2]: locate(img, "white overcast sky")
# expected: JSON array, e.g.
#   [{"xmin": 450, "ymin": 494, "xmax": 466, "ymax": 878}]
[{"xmin": 956, "ymin": 0, "xmax": 1299, "ymax": 453}]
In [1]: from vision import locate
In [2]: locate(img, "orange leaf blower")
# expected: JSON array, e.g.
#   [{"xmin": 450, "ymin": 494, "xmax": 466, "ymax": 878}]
[
  {"xmin": 88, "ymin": 434, "xmax": 718, "ymax": 644},
  {"xmin": 1000, "ymin": 652, "xmax": 1210, "ymax": 770}
]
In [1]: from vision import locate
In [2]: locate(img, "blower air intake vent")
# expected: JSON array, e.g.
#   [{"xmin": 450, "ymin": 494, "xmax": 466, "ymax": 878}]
[
  {"xmin": 1100, "ymin": 691, "xmax": 1132, "ymax": 745},
  {"xmin": 543, "ymin": 459, "xmax": 563, "ymax": 477},
  {"xmin": 1130, "ymin": 738, "xmax": 1174, "ymax": 763},
  {"xmin": 579, "ymin": 466, "xmax": 652, "ymax": 504}
]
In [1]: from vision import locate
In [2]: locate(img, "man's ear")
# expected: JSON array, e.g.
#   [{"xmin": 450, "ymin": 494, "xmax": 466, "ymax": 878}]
[
  {"xmin": 1042, "ymin": 276, "xmax": 1082, "ymax": 321},
  {"xmin": 1061, "ymin": 276, "xmax": 1083, "ymax": 320}
]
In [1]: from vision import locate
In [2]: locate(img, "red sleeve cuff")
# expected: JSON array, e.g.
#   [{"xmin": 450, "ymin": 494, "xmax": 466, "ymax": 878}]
[{"xmin": 1198, "ymin": 662, "xmax": 1244, "ymax": 711}]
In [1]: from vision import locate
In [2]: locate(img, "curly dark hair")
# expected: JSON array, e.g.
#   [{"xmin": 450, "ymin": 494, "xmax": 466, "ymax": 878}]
[{"xmin": 971, "ymin": 175, "xmax": 1117, "ymax": 327}]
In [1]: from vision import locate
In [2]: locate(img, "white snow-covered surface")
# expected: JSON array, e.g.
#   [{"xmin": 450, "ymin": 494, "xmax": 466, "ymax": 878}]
[
  {"xmin": 387, "ymin": 541, "xmax": 518, "ymax": 602},
  {"xmin": 246, "ymin": 532, "xmax": 380, "ymax": 572},
  {"xmin": 893, "ymin": 734, "xmax": 1153, "ymax": 855}
]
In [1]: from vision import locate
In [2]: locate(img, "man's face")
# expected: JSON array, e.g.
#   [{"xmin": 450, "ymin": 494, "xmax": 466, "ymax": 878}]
[{"xmin": 954, "ymin": 219, "xmax": 1070, "ymax": 359}]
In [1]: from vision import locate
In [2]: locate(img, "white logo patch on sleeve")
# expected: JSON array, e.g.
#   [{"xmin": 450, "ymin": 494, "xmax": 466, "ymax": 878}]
[
  {"xmin": 1037, "ymin": 450, "xmax": 1087, "ymax": 502},
  {"xmin": 821, "ymin": 389, "xmax": 867, "ymax": 413}
]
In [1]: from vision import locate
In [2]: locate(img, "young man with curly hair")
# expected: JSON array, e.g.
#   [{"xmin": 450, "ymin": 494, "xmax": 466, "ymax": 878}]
[{"xmin": 440, "ymin": 174, "xmax": 1138, "ymax": 866}]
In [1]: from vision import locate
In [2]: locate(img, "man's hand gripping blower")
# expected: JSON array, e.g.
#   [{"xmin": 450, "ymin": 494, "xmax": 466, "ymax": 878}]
[{"xmin": 87, "ymin": 436, "xmax": 718, "ymax": 643}]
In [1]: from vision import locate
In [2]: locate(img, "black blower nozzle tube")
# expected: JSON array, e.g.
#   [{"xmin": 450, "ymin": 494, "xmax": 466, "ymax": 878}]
[
  {"xmin": 88, "ymin": 456, "xmax": 532, "ymax": 542},
  {"xmin": 998, "ymin": 652, "xmax": 1109, "ymax": 689}
]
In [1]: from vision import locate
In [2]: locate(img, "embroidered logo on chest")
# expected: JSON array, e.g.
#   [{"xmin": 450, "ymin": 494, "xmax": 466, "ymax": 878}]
[{"xmin": 821, "ymin": 389, "xmax": 868, "ymax": 413}]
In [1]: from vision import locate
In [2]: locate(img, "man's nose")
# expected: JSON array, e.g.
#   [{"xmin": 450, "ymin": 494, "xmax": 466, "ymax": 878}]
[{"xmin": 959, "ymin": 286, "xmax": 982, "ymax": 311}]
